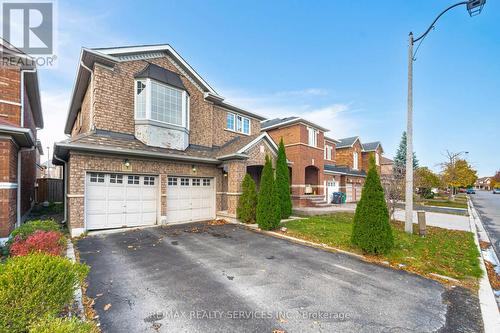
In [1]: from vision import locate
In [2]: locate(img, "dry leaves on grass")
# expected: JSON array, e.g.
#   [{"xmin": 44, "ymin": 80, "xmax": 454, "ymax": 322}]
[{"xmin": 484, "ymin": 260, "xmax": 500, "ymax": 290}]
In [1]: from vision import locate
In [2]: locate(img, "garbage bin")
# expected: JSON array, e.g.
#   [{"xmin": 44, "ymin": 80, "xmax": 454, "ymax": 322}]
[
  {"xmin": 332, "ymin": 192, "xmax": 343, "ymax": 204},
  {"xmin": 340, "ymin": 192, "xmax": 346, "ymax": 204}
]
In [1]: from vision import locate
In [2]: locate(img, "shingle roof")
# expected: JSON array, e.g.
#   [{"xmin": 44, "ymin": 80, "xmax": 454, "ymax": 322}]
[
  {"xmin": 261, "ymin": 117, "xmax": 300, "ymax": 130},
  {"xmin": 336, "ymin": 136, "xmax": 360, "ymax": 149},
  {"xmin": 53, "ymin": 130, "xmax": 271, "ymax": 165},
  {"xmin": 134, "ymin": 63, "xmax": 187, "ymax": 91},
  {"xmin": 361, "ymin": 141, "xmax": 381, "ymax": 152},
  {"xmin": 380, "ymin": 156, "xmax": 393, "ymax": 165},
  {"xmin": 324, "ymin": 164, "xmax": 366, "ymax": 177}
]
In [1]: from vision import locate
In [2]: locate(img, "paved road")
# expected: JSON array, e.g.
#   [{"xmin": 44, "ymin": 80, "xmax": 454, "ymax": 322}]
[
  {"xmin": 77, "ymin": 222, "xmax": 482, "ymax": 333},
  {"xmin": 471, "ymin": 190, "xmax": 500, "ymax": 258}
]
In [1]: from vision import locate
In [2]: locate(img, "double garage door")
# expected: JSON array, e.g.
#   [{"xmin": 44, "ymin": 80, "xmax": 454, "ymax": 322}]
[{"xmin": 85, "ymin": 173, "xmax": 215, "ymax": 231}]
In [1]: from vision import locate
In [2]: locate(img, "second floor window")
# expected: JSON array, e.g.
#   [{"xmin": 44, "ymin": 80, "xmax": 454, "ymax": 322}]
[
  {"xmin": 353, "ymin": 152, "xmax": 359, "ymax": 170},
  {"xmin": 307, "ymin": 127, "xmax": 317, "ymax": 147},
  {"xmin": 376, "ymin": 152, "xmax": 380, "ymax": 166},
  {"xmin": 324, "ymin": 145, "xmax": 333, "ymax": 160},
  {"xmin": 227, "ymin": 112, "xmax": 250, "ymax": 135},
  {"xmin": 135, "ymin": 78, "xmax": 189, "ymax": 128}
]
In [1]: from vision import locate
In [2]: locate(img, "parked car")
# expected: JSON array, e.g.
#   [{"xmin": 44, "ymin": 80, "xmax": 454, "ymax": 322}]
[
  {"xmin": 466, "ymin": 188, "xmax": 476, "ymax": 194},
  {"xmin": 493, "ymin": 188, "xmax": 500, "ymax": 194}
]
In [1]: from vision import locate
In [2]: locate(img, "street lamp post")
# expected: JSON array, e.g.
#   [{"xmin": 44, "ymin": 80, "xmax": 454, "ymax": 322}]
[{"xmin": 404, "ymin": 0, "xmax": 485, "ymax": 233}]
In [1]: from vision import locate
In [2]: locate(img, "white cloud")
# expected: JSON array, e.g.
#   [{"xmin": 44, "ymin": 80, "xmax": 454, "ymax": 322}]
[{"xmin": 221, "ymin": 88, "xmax": 363, "ymax": 138}]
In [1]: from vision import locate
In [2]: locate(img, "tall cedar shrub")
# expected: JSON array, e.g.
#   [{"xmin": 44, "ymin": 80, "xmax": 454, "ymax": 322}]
[
  {"xmin": 351, "ymin": 156, "xmax": 394, "ymax": 254},
  {"xmin": 256, "ymin": 155, "xmax": 280, "ymax": 230},
  {"xmin": 276, "ymin": 138, "xmax": 292, "ymax": 219},
  {"xmin": 237, "ymin": 174, "xmax": 258, "ymax": 223},
  {"xmin": 0, "ymin": 253, "xmax": 89, "ymax": 333}
]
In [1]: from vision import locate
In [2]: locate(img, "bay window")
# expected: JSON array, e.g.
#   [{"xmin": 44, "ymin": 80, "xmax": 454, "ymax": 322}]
[{"xmin": 134, "ymin": 78, "xmax": 189, "ymax": 128}]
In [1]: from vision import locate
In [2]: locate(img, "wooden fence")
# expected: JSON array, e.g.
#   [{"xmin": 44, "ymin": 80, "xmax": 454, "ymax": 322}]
[{"xmin": 36, "ymin": 178, "xmax": 63, "ymax": 203}]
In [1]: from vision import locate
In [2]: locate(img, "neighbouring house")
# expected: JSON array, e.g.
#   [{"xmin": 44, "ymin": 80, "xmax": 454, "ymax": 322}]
[
  {"xmin": 262, "ymin": 119, "xmax": 383, "ymax": 205},
  {"xmin": 262, "ymin": 117, "xmax": 333, "ymax": 207},
  {"xmin": 334, "ymin": 137, "xmax": 367, "ymax": 202},
  {"xmin": 380, "ymin": 156, "xmax": 394, "ymax": 178},
  {"xmin": 0, "ymin": 44, "xmax": 44, "ymax": 237},
  {"xmin": 40, "ymin": 160, "xmax": 63, "ymax": 179},
  {"xmin": 53, "ymin": 44, "xmax": 278, "ymax": 237},
  {"xmin": 361, "ymin": 141, "xmax": 383, "ymax": 174},
  {"xmin": 474, "ymin": 177, "xmax": 492, "ymax": 190}
]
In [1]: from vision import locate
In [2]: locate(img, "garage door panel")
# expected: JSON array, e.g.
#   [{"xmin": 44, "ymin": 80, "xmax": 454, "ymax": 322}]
[
  {"xmin": 166, "ymin": 177, "xmax": 214, "ymax": 223},
  {"xmin": 85, "ymin": 173, "xmax": 157, "ymax": 230}
]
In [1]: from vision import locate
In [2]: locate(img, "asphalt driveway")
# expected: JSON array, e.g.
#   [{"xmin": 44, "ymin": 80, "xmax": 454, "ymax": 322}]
[{"xmin": 77, "ymin": 222, "xmax": 482, "ymax": 332}]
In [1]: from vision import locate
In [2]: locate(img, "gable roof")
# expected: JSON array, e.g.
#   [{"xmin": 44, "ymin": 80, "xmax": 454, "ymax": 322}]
[
  {"xmin": 380, "ymin": 156, "xmax": 393, "ymax": 165},
  {"xmin": 336, "ymin": 136, "xmax": 360, "ymax": 149},
  {"xmin": 64, "ymin": 44, "xmax": 265, "ymax": 134},
  {"xmin": 134, "ymin": 63, "xmax": 187, "ymax": 91},
  {"xmin": 362, "ymin": 141, "xmax": 383, "ymax": 153},
  {"xmin": 324, "ymin": 136, "xmax": 340, "ymax": 143},
  {"xmin": 261, "ymin": 117, "xmax": 329, "ymax": 132}
]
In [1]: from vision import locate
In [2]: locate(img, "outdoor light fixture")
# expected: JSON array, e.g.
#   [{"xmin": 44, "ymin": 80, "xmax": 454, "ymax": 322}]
[
  {"xmin": 124, "ymin": 159, "xmax": 130, "ymax": 167},
  {"xmin": 467, "ymin": 0, "xmax": 486, "ymax": 16},
  {"xmin": 192, "ymin": 165, "xmax": 197, "ymax": 173}
]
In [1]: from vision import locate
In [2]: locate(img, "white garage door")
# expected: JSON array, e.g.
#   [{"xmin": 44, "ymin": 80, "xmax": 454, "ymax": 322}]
[
  {"xmin": 345, "ymin": 184, "xmax": 353, "ymax": 202},
  {"xmin": 86, "ymin": 173, "xmax": 158, "ymax": 230},
  {"xmin": 166, "ymin": 176, "xmax": 215, "ymax": 223}
]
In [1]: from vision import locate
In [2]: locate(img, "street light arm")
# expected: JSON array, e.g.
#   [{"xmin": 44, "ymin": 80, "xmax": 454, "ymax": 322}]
[{"xmin": 413, "ymin": 1, "xmax": 468, "ymax": 43}]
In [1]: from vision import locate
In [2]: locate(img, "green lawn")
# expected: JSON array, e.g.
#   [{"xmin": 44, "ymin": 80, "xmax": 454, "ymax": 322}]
[{"xmin": 282, "ymin": 213, "xmax": 481, "ymax": 287}]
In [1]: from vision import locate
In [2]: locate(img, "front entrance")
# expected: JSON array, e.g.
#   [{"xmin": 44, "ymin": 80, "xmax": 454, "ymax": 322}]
[{"xmin": 85, "ymin": 172, "xmax": 158, "ymax": 230}]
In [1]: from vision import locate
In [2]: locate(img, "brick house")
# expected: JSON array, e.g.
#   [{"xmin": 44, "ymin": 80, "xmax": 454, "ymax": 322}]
[
  {"xmin": 262, "ymin": 119, "xmax": 383, "ymax": 205},
  {"xmin": 361, "ymin": 141, "xmax": 383, "ymax": 174},
  {"xmin": 262, "ymin": 117, "xmax": 332, "ymax": 207},
  {"xmin": 0, "ymin": 47, "xmax": 44, "ymax": 237},
  {"xmin": 53, "ymin": 45, "xmax": 278, "ymax": 237}
]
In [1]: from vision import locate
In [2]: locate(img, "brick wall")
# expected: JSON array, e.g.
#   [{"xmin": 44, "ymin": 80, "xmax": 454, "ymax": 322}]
[
  {"xmin": 20, "ymin": 148, "xmax": 36, "ymax": 215},
  {"xmin": 361, "ymin": 147, "xmax": 382, "ymax": 173},
  {"xmin": 0, "ymin": 67, "xmax": 21, "ymax": 125},
  {"xmin": 71, "ymin": 85, "xmax": 92, "ymax": 136},
  {"xmin": 212, "ymin": 105, "xmax": 261, "ymax": 147},
  {"xmin": 0, "ymin": 189, "xmax": 17, "ymax": 237},
  {"xmin": 336, "ymin": 140, "xmax": 363, "ymax": 170},
  {"xmin": 0, "ymin": 139, "xmax": 18, "ymax": 182},
  {"xmin": 0, "ymin": 138, "xmax": 18, "ymax": 237},
  {"xmin": 66, "ymin": 152, "xmax": 223, "ymax": 231}
]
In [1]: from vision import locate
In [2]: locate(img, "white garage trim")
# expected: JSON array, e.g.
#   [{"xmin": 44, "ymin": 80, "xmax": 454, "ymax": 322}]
[{"xmin": 84, "ymin": 171, "xmax": 159, "ymax": 231}]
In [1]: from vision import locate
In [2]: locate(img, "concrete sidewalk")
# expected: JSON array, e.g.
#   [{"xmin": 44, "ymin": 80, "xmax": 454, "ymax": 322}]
[
  {"xmin": 393, "ymin": 209, "xmax": 471, "ymax": 232},
  {"xmin": 292, "ymin": 203, "xmax": 357, "ymax": 216}
]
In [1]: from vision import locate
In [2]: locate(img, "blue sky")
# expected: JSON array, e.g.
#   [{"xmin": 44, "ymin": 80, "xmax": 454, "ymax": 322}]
[{"xmin": 37, "ymin": 0, "xmax": 499, "ymax": 176}]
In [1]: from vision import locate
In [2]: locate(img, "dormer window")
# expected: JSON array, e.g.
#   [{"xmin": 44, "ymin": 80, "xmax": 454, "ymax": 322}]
[
  {"xmin": 227, "ymin": 112, "xmax": 250, "ymax": 135},
  {"xmin": 134, "ymin": 78, "xmax": 189, "ymax": 128}
]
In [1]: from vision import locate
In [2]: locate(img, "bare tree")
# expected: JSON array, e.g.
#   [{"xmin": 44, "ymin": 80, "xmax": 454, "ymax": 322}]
[{"xmin": 382, "ymin": 165, "xmax": 405, "ymax": 220}]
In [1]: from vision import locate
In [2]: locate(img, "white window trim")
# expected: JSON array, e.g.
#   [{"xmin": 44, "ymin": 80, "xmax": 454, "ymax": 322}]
[
  {"xmin": 134, "ymin": 78, "xmax": 190, "ymax": 129},
  {"xmin": 376, "ymin": 152, "xmax": 380, "ymax": 166},
  {"xmin": 324, "ymin": 145, "xmax": 333, "ymax": 160},
  {"xmin": 226, "ymin": 112, "xmax": 251, "ymax": 135},
  {"xmin": 353, "ymin": 152, "xmax": 359, "ymax": 170},
  {"xmin": 308, "ymin": 127, "xmax": 317, "ymax": 147}
]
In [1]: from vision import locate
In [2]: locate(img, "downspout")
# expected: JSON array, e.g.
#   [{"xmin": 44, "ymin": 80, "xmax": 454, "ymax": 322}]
[
  {"xmin": 80, "ymin": 61, "xmax": 95, "ymax": 130},
  {"xmin": 53, "ymin": 154, "xmax": 67, "ymax": 224},
  {"xmin": 17, "ymin": 147, "xmax": 36, "ymax": 227},
  {"xmin": 17, "ymin": 68, "xmax": 37, "ymax": 227}
]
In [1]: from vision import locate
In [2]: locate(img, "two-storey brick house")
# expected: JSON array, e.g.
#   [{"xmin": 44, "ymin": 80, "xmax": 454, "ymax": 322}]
[
  {"xmin": 262, "ymin": 117, "xmax": 330, "ymax": 206},
  {"xmin": 0, "ymin": 45, "xmax": 44, "ymax": 237},
  {"xmin": 53, "ymin": 45, "xmax": 277, "ymax": 236}
]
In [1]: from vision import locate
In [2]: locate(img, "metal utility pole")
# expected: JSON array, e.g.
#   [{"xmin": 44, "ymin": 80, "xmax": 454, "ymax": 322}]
[
  {"xmin": 47, "ymin": 146, "xmax": 50, "ymax": 178},
  {"xmin": 404, "ymin": 0, "xmax": 485, "ymax": 234}
]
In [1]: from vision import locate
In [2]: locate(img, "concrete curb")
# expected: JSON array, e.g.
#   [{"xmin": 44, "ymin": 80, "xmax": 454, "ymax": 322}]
[
  {"xmin": 467, "ymin": 198, "xmax": 500, "ymax": 332},
  {"xmin": 66, "ymin": 239, "xmax": 85, "ymax": 319}
]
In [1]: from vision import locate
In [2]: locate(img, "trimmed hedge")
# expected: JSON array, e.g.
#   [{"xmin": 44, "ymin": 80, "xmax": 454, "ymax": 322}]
[
  {"xmin": 29, "ymin": 317, "xmax": 97, "ymax": 333},
  {"xmin": 256, "ymin": 155, "xmax": 280, "ymax": 230},
  {"xmin": 0, "ymin": 253, "xmax": 89, "ymax": 333},
  {"xmin": 10, "ymin": 230, "xmax": 66, "ymax": 257},
  {"xmin": 351, "ymin": 156, "xmax": 394, "ymax": 254},
  {"xmin": 276, "ymin": 138, "xmax": 292, "ymax": 219},
  {"xmin": 237, "ymin": 174, "xmax": 258, "ymax": 223},
  {"xmin": 8, "ymin": 219, "xmax": 60, "ymax": 243}
]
